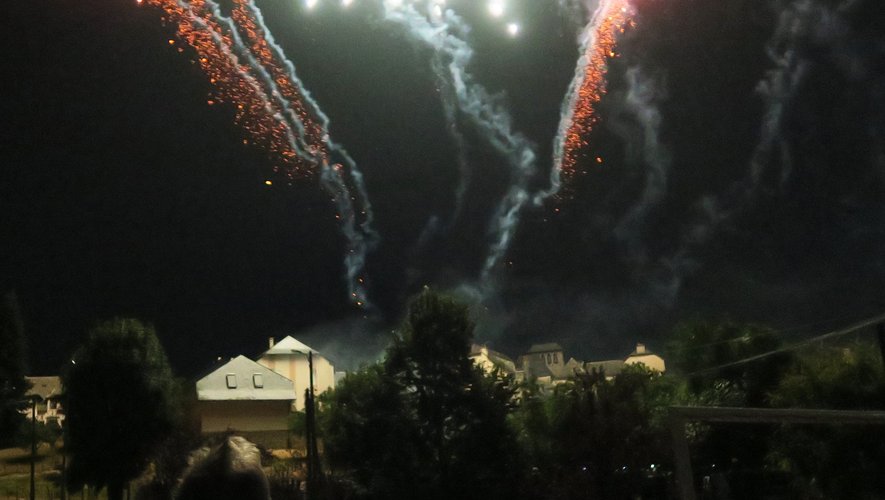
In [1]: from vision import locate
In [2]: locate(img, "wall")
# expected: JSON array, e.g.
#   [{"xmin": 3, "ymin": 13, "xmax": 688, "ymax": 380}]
[
  {"xmin": 258, "ymin": 354, "xmax": 335, "ymax": 411},
  {"xmin": 198, "ymin": 400, "xmax": 291, "ymax": 433}
]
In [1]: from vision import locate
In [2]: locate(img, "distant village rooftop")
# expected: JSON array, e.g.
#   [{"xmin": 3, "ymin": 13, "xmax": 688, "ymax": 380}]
[
  {"xmin": 196, "ymin": 355, "xmax": 295, "ymax": 401},
  {"xmin": 526, "ymin": 343, "xmax": 563, "ymax": 354},
  {"xmin": 262, "ymin": 335, "xmax": 322, "ymax": 356}
]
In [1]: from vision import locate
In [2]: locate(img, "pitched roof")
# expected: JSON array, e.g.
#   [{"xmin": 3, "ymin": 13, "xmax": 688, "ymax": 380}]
[
  {"xmin": 196, "ymin": 355, "xmax": 295, "ymax": 401},
  {"xmin": 526, "ymin": 343, "xmax": 563, "ymax": 354},
  {"xmin": 25, "ymin": 376, "xmax": 62, "ymax": 400},
  {"xmin": 470, "ymin": 344, "xmax": 517, "ymax": 374},
  {"xmin": 261, "ymin": 336, "xmax": 319, "ymax": 356}
]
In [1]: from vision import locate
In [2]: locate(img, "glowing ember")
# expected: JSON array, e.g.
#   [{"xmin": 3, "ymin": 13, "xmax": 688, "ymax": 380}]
[
  {"xmin": 139, "ymin": 0, "xmax": 376, "ymax": 307},
  {"xmin": 559, "ymin": 0, "xmax": 634, "ymax": 184}
]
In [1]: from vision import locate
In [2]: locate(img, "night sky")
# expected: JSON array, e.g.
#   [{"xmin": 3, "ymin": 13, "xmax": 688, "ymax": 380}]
[{"xmin": 4, "ymin": 0, "xmax": 885, "ymax": 376}]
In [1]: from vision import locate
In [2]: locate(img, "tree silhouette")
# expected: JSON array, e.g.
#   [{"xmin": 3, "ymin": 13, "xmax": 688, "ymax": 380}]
[
  {"xmin": 0, "ymin": 290, "xmax": 29, "ymax": 448},
  {"xmin": 63, "ymin": 318, "xmax": 179, "ymax": 500},
  {"xmin": 323, "ymin": 289, "xmax": 519, "ymax": 500}
]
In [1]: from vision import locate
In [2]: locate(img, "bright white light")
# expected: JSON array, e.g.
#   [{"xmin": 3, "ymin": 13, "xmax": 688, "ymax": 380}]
[
  {"xmin": 431, "ymin": 4, "xmax": 443, "ymax": 18},
  {"xmin": 305, "ymin": 0, "xmax": 319, "ymax": 9},
  {"xmin": 342, "ymin": 0, "xmax": 353, "ymax": 6},
  {"xmin": 488, "ymin": 0, "xmax": 505, "ymax": 18},
  {"xmin": 385, "ymin": 0, "xmax": 403, "ymax": 9},
  {"xmin": 507, "ymin": 22, "xmax": 520, "ymax": 36}
]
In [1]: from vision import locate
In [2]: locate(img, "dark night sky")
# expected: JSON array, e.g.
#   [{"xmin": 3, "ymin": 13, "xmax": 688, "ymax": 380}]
[{"xmin": 3, "ymin": 0, "xmax": 885, "ymax": 376}]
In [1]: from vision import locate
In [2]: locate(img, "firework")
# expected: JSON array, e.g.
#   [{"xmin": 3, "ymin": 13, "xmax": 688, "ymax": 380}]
[
  {"xmin": 549, "ymin": 0, "xmax": 635, "ymax": 195},
  {"xmin": 140, "ymin": 0, "xmax": 376, "ymax": 306}
]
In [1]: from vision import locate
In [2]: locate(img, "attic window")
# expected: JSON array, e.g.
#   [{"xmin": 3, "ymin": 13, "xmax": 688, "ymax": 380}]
[
  {"xmin": 253, "ymin": 373, "xmax": 264, "ymax": 388},
  {"xmin": 225, "ymin": 374, "xmax": 237, "ymax": 389}
]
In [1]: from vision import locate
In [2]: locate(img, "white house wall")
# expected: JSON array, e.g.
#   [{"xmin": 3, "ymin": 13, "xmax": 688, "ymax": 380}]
[{"xmin": 258, "ymin": 353, "xmax": 335, "ymax": 411}]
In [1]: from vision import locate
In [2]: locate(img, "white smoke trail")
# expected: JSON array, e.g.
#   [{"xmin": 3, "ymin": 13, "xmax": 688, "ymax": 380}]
[
  {"xmin": 381, "ymin": 2, "xmax": 539, "ymax": 288},
  {"xmin": 189, "ymin": 0, "xmax": 379, "ymax": 306},
  {"xmin": 612, "ymin": 66, "xmax": 670, "ymax": 263},
  {"xmin": 241, "ymin": 0, "xmax": 380, "ymax": 306},
  {"xmin": 749, "ymin": 0, "xmax": 815, "ymax": 189},
  {"xmin": 431, "ymin": 54, "xmax": 472, "ymax": 230}
]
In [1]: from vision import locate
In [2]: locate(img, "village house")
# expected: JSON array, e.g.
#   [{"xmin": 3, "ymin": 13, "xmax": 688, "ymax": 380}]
[
  {"xmin": 469, "ymin": 344, "xmax": 517, "ymax": 376},
  {"xmin": 256, "ymin": 336, "xmax": 336, "ymax": 411},
  {"xmin": 471, "ymin": 341, "xmax": 667, "ymax": 389},
  {"xmin": 515, "ymin": 343, "xmax": 575, "ymax": 387},
  {"xmin": 195, "ymin": 355, "xmax": 295, "ymax": 448},
  {"xmin": 623, "ymin": 343, "xmax": 666, "ymax": 372},
  {"xmin": 22, "ymin": 376, "xmax": 64, "ymax": 426}
]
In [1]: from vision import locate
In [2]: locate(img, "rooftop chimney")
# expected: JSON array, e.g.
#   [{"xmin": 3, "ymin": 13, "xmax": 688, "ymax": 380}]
[
  {"xmin": 635, "ymin": 343, "xmax": 646, "ymax": 354},
  {"xmin": 269, "ymin": 337, "xmax": 275, "ymax": 349}
]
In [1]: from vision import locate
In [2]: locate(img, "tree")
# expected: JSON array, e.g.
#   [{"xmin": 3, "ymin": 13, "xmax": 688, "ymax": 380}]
[
  {"xmin": 0, "ymin": 290, "xmax": 29, "ymax": 448},
  {"xmin": 321, "ymin": 364, "xmax": 420, "ymax": 499},
  {"xmin": 665, "ymin": 318, "xmax": 793, "ymax": 490},
  {"xmin": 767, "ymin": 342, "xmax": 885, "ymax": 498},
  {"xmin": 63, "ymin": 318, "xmax": 179, "ymax": 500},
  {"xmin": 322, "ymin": 289, "xmax": 520, "ymax": 500},
  {"xmin": 511, "ymin": 364, "xmax": 676, "ymax": 499}
]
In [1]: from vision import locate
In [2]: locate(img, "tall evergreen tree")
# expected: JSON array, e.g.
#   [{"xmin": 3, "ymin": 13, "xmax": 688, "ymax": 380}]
[
  {"xmin": 0, "ymin": 290, "xmax": 29, "ymax": 448},
  {"xmin": 63, "ymin": 318, "xmax": 179, "ymax": 500}
]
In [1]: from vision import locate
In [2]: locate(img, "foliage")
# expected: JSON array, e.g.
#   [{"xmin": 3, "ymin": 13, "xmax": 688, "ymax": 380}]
[
  {"xmin": 667, "ymin": 318, "xmax": 791, "ymax": 405},
  {"xmin": 510, "ymin": 364, "xmax": 675, "ymax": 499},
  {"xmin": 665, "ymin": 318, "xmax": 794, "ymax": 483},
  {"xmin": 321, "ymin": 289, "xmax": 519, "ymax": 500},
  {"xmin": 0, "ymin": 290, "xmax": 29, "ymax": 448},
  {"xmin": 321, "ymin": 364, "xmax": 418, "ymax": 499},
  {"xmin": 63, "ymin": 318, "xmax": 180, "ymax": 500},
  {"xmin": 766, "ymin": 342, "xmax": 885, "ymax": 498},
  {"xmin": 287, "ymin": 410, "xmax": 307, "ymax": 439},
  {"xmin": 15, "ymin": 419, "xmax": 62, "ymax": 451}
]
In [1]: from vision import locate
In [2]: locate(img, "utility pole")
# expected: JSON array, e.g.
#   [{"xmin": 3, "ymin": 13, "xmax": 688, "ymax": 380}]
[
  {"xmin": 305, "ymin": 351, "xmax": 322, "ymax": 498},
  {"xmin": 30, "ymin": 397, "xmax": 37, "ymax": 500}
]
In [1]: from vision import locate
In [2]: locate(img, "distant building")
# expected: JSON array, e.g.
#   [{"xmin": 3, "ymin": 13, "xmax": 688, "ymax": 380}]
[
  {"xmin": 23, "ymin": 376, "xmax": 64, "ymax": 426},
  {"xmin": 257, "ymin": 336, "xmax": 336, "ymax": 411},
  {"xmin": 623, "ymin": 343, "xmax": 666, "ymax": 372},
  {"xmin": 469, "ymin": 344, "xmax": 517, "ymax": 376},
  {"xmin": 195, "ymin": 355, "xmax": 295, "ymax": 448},
  {"xmin": 517, "ymin": 343, "xmax": 578, "ymax": 386}
]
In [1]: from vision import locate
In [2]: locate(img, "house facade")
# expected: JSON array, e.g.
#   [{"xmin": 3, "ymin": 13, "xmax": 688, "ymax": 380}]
[
  {"xmin": 23, "ymin": 376, "xmax": 64, "ymax": 426},
  {"xmin": 256, "ymin": 336, "xmax": 336, "ymax": 411},
  {"xmin": 623, "ymin": 343, "xmax": 666, "ymax": 372},
  {"xmin": 195, "ymin": 355, "xmax": 295, "ymax": 448}
]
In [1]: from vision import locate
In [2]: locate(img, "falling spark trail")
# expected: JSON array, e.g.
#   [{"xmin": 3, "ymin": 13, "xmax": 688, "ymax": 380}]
[
  {"xmin": 542, "ymin": 0, "xmax": 634, "ymax": 202},
  {"xmin": 141, "ymin": 0, "xmax": 377, "ymax": 306},
  {"xmin": 234, "ymin": 0, "xmax": 379, "ymax": 305},
  {"xmin": 382, "ymin": 3, "xmax": 539, "ymax": 288}
]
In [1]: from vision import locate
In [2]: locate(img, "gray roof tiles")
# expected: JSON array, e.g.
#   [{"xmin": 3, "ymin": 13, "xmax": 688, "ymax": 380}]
[{"xmin": 196, "ymin": 355, "xmax": 295, "ymax": 401}]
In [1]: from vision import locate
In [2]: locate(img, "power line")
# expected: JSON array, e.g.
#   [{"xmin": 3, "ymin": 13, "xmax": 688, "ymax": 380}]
[
  {"xmin": 686, "ymin": 312, "xmax": 885, "ymax": 376},
  {"xmin": 668, "ymin": 312, "xmax": 872, "ymax": 354}
]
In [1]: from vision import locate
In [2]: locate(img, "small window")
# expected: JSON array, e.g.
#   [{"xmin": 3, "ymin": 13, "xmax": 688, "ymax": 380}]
[
  {"xmin": 225, "ymin": 374, "xmax": 237, "ymax": 389},
  {"xmin": 553, "ymin": 353, "xmax": 559, "ymax": 364},
  {"xmin": 253, "ymin": 373, "xmax": 264, "ymax": 388}
]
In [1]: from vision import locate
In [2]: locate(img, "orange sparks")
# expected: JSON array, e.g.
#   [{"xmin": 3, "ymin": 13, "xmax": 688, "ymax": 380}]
[
  {"xmin": 143, "ymin": 0, "xmax": 319, "ymax": 177},
  {"xmin": 560, "ymin": 0, "xmax": 633, "ymax": 183}
]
